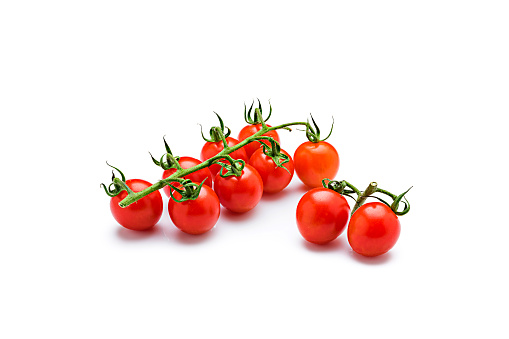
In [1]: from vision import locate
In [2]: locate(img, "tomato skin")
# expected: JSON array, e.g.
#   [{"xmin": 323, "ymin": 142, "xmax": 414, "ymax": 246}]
[
  {"xmin": 293, "ymin": 141, "xmax": 339, "ymax": 188},
  {"xmin": 200, "ymin": 137, "xmax": 248, "ymax": 177},
  {"xmin": 168, "ymin": 185, "xmax": 220, "ymax": 235},
  {"xmin": 296, "ymin": 188, "xmax": 350, "ymax": 244},
  {"xmin": 162, "ymin": 156, "xmax": 213, "ymax": 197},
  {"xmin": 347, "ymin": 202, "xmax": 401, "ymax": 257},
  {"xmin": 110, "ymin": 179, "xmax": 163, "ymax": 231},
  {"xmin": 238, "ymin": 124, "xmax": 280, "ymax": 158},
  {"xmin": 213, "ymin": 164, "xmax": 264, "ymax": 213},
  {"xmin": 248, "ymin": 148, "xmax": 294, "ymax": 193}
]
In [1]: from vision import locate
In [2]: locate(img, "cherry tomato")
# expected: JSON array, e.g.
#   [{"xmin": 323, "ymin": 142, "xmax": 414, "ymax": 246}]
[
  {"xmin": 347, "ymin": 202, "xmax": 401, "ymax": 257},
  {"xmin": 168, "ymin": 185, "xmax": 220, "ymax": 235},
  {"xmin": 248, "ymin": 148, "xmax": 294, "ymax": 193},
  {"xmin": 110, "ymin": 179, "xmax": 163, "ymax": 231},
  {"xmin": 238, "ymin": 124, "xmax": 280, "ymax": 158},
  {"xmin": 214, "ymin": 164, "xmax": 263, "ymax": 213},
  {"xmin": 294, "ymin": 141, "xmax": 339, "ymax": 188},
  {"xmin": 200, "ymin": 137, "xmax": 248, "ymax": 177},
  {"xmin": 296, "ymin": 188, "xmax": 350, "ymax": 244},
  {"xmin": 162, "ymin": 156, "xmax": 213, "ymax": 197}
]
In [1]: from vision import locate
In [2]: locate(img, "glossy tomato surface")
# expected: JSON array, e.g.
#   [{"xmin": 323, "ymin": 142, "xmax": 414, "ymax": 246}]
[
  {"xmin": 294, "ymin": 141, "xmax": 339, "ymax": 188},
  {"xmin": 348, "ymin": 202, "xmax": 401, "ymax": 257},
  {"xmin": 110, "ymin": 179, "xmax": 163, "ymax": 231},
  {"xmin": 214, "ymin": 164, "xmax": 263, "ymax": 213},
  {"xmin": 296, "ymin": 188, "xmax": 350, "ymax": 244},
  {"xmin": 168, "ymin": 185, "xmax": 220, "ymax": 235},
  {"xmin": 162, "ymin": 156, "xmax": 213, "ymax": 197},
  {"xmin": 238, "ymin": 124, "xmax": 280, "ymax": 158},
  {"xmin": 200, "ymin": 137, "xmax": 248, "ymax": 177},
  {"xmin": 249, "ymin": 148, "xmax": 294, "ymax": 193}
]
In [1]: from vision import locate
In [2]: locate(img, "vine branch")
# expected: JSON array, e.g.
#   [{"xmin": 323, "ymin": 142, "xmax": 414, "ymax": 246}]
[{"xmin": 115, "ymin": 121, "xmax": 309, "ymax": 208}]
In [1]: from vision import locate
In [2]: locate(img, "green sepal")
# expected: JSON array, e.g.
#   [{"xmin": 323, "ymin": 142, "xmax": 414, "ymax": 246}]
[
  {"xmin": 150, "ymin": 152, "xmax": 180, "ymax": 171},
  {"xmin": 217, "ymin": 159, "xmax": 245, "ymax": 178},
  {"xmin": 100, "ymin": 162, "xmax": 129, "ymax": 197},
  {"xmin": 200, "ymin": 112, "xmax": 232, "ymax": 142},
  {"xmin": 257, "ymin": 139, "xmax": 291, "ymax": 174},
  {"xmin": 322, "ymin": 178, "xmax": 346, "ymax": 193},
  {"xmin": 390, "ymin": 187, "xmax": 412, "ymax": 216},
  {"xmin": 305, "ymin": 114, "xmax": 334, "ymax": 143},
  {"xmin": 244, "ymin": 99, "xmax": 272, "ymax": 124},
  {"xmin": 167, "ymin": 179, "xmax": 206, "ymax": 203},
  {"xmin": 150, "ymin": 136, "xmax": 181, "ymax": 170}
]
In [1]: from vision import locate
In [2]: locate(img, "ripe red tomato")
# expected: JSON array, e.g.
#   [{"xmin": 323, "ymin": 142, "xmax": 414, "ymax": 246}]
[
  {"xmin": 168, "ymin": 185, "xmax": 220, "ymax": 235},
  {"xmin": 162, "ymin": 156, "xmax": 213, "ymax": 197},
  {"xmin": 238, "ymin": 124, "xmax": 280, "ymax": 158},
  {"xmin": 248, "ymin": 148, "xmax": 294, "ymax": 193},
  {"xmin": 294, "ymin": 141, "xmax": 339, "ymax": 188},
  {"xmin": 347, "ymin": 202, "xmax": 401, "ymax": 257},
  {"xmin": 214, "ymin": 164, "xmax": 263, "ymax": 213},
  {"xmin": 110, "ymin": 179, "xmax": 163, "ymax": 231},
  {"xmin": 296, "ymin": 188, "xmax": 350, "ymax": 244},
  {"xmin": 200, "ymin": 137, "xmax": 248, "ymax": 177}
]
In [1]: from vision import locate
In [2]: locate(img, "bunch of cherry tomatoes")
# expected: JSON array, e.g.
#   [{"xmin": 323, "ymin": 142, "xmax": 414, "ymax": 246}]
[{"xmin": 104, "ymin": 101, "xmax": 411, "ymax": 257}]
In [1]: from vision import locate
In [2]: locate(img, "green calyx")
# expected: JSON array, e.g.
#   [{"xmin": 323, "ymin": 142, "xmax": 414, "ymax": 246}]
[
  {"xmin": 217, "ymin": 158, "xmax": 245, "ymax": 178},
  {"xmin": 200, "ymin": 112, "xmax": 231, "ymax": 143},
  {"xmin": 322, "ymin": 179, "xmax": 412, "ymax": 216},
  {"xmin": 257, "ymin": 137, "xmax": 291, "ymax": 174},
  {"xmin": 167, "ymin": 179, "xmax": 206, "ymax": 203},
  {"xmin": 150, "ymin": 136, "xmax": 181, "ymax": 170},
  {"xmin": 322, "ymin": 178, "xmax": 360, "ymax": 202},
  {"xmin": 306, "ymin": 114, "xmax": 334, "ymax": 143},
  {"xmin": 100, "ymin": 162, "xmax": 133, "ymax": 197},
  {"xmin": 244, "ymin": 99, "xmax": 272, "ymax": 125}
]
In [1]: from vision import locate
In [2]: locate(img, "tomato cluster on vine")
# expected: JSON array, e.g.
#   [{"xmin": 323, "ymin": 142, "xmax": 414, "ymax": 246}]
[{"xmin": 102, "ymin": 100, "xmax": 411, "ymax": 258}]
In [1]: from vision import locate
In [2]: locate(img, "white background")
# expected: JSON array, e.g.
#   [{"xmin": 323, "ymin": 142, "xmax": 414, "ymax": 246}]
[{"xmin": 1, "ymin": 1, "xmax": 508, "ymax": 338}]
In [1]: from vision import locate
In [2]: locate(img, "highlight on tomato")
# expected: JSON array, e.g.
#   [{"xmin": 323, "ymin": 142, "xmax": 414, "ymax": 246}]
[
  {"xmin": 102, "ymin": 165, "xmax": 163, "ymax": 231},
  {"xmin": 199, "ymin": 113, "xmax": 248, "ymax": 176},
  {"xmin": 213, "ymin": 160, "xmax": 263, "ymax": 213},
  {"xmin": 238, "ymin": 100, "xmax": 280, "ymax": 158},
  {"xmin": 294, "ymin": 115, "xmax": 339, "ymax": 188},
  {"xmin": 167, "ymin": 180, "xmax": 220, "ymax": 235},
  {"xmin": 248, "ymin": 138, "xmax": 294, "ymax": 194},
  {"xmin": 296, "ymin": 186, "xmax": 350, "ymax": 244}
]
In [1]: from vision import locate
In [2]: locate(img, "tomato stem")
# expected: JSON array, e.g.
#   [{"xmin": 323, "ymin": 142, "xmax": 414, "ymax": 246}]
[
  {"xmin": 352, "ymin": 182, "xmax": 378, "ymax": 215},
  {"xmin": 214, "ymin": 126, "xmax": 230, "ymax": 149}
]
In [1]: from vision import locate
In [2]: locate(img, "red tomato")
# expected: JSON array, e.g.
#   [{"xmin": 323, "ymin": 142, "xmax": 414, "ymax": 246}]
[
  {"xmin": 168, "ymin": 185, "xmax": 220, "ymax": 235},
  {"xmin": 248, "ymin": 148, "xmax": 294, "ymax": 193},
  {"xmin": 200, "ymin": 137, "xmax": 248, "ymax": 177},
  {"xmin": 110, "ymin": 179, "xmax": 163, "ymax": 231},
  {"xmin": 347, "ymin": 202, "xmax": 401, "ymax": 257},
  {"xmin": 296, "ymin": 188, "xmax": 350, "ymax": 244},
  {"xmin": 214, "ymin": 164, "xmax": 263, "ymax": 213},
  {"xmin": 162, "ymin": 156, "xmax": 213, "ymax": 197},
  {"xmin": 294, "ymin": 141, "xmax": 339, "ymax": 188},
  {"xmin": 238, "ymin": 124, "xmax": 280, "ymax": 158}
]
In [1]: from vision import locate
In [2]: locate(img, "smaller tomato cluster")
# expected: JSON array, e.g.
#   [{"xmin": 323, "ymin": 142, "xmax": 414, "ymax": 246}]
[{"xmin": 296, "ymin": 180, "xmax": 411, "ymax": 257}]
